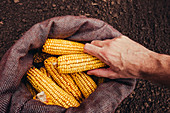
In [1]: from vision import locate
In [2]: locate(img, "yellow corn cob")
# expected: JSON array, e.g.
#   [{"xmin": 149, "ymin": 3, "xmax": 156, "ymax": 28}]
[
  {"xmin": 25, "ymin": 82, "xmax": 37, "ymax": 96},
  {"xmin": 97, "ymin": 77, "xmax": 105, "ymax": 85},
  {"xmin": 44, "ymin": 57, "xmax": 83, "ymax": 102},
  {"xmin": 57, "ymin": 53, "xmax": 106, "ymax": 73},
  {"xmin": 71, "ymin": 72, "xmax": 97, "ymax": 98},
  {"xmin": 27, "ymin": 67, "xmax": 80, "ymax": 108},
  {"xmin": 42, "ymin": 39, "xmax": 85, "ymax": 55},
  {"xmin": 40, "ymin": 67, "xmax": 51, "ymax": 78}
]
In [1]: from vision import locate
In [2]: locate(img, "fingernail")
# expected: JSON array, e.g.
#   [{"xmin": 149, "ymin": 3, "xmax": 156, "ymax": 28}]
[
  {"xmin": 87, "ymin": 71, "xmax": 93, "ymax": 75},
  {"xmin": 84, "ymin": 43, "xmax": 90, "ymax": 51}
]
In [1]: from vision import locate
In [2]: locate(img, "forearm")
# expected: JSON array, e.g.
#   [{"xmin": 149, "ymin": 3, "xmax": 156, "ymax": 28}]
[{"xmin": 139, "ymin": 51, "xmax": 170, "ymax": 88}]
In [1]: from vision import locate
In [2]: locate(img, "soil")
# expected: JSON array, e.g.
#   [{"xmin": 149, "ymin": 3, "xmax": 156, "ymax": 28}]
[{"xmin": 0, "ymin": 0, "xmax": 169, "ymax": 112}]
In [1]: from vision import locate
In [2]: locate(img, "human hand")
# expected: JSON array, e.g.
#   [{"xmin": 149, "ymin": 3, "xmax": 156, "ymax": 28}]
[{"xmin": 84, "ymin": 35, "xmax": 156, "ymax": 79}]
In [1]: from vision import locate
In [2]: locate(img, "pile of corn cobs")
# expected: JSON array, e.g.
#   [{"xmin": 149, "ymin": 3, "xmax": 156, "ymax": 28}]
[{"xmin": 26, "ymin": 39, "xmax": 105, "ymax": 108}]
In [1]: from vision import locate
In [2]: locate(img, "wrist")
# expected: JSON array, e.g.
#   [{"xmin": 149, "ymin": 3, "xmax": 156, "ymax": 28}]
[
  {"xmin": 139, "ymin": 51, "xmax": 170, "ymax": 82},
  {"xmin": 138, "ymin": 51, "xmax": 159, "ymax": 79}
]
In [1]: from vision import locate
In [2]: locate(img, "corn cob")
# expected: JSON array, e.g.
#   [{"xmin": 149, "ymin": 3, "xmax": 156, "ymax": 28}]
[
  {"xmin": 57, "ymin": 53, "xmax": 106, "ymax": 73},
  {"xmin": 27, "ymin": 67, "xmax": 80, "ymax": 108},
  {"xmin": 71, "ymin": 72, "xmax": 97, "ymax": 98},
  {"xmin": 97, "ymin": 77, "xmax": 105, "ymax": 85},
  {"xmin": 42, "ymin": 39, "xmax": 85, "ymax": 55},
  {"xmin": 44, "ymin": 57, "xmax": 83, "ymax": 102},
  {"xmin": 40, "ymin": 67, "xmax": 51, "ymax": 78},
  {"xmin": 25, "ymin": 82, "xmax": 37, "ymax": 96}
]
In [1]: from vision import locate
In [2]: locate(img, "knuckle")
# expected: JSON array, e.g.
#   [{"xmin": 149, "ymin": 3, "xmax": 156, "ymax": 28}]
[
  {"xmin": 105, "ymin": 41, "xmax": 114, "ymax": 47},
  {"xmin": 91, "ymin": 40, "xmax": 97, "ymax": 44}
]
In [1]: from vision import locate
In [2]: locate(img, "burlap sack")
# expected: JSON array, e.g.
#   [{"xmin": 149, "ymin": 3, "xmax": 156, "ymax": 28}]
[{"xmin": 0, "ymin": 15, "xmax": 136, "ymax": 113}]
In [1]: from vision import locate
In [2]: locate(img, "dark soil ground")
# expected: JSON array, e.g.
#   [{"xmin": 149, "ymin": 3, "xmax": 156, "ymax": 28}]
[{"xmin": 0, "ymin": 0, "xmax": 169, "ymax": 112}]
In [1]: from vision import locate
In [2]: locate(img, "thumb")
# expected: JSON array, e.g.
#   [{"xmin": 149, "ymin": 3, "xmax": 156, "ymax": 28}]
[{"xmin": 87, "ymin": 68, "xmax": 121, "ymax": 79}]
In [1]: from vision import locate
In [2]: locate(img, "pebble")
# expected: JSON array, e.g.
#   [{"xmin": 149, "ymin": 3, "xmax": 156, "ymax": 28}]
[
  {"xmin": 14, "ymin": 0, "xmax": 19, "ymax": 3},
  {"xmin": 111, "ymin": 1, "xmax": 115, "ymax": 5},
  {"xmin": 52, "ymin": 4, "xmax": 56, "ymax": 7},
  {"xmin": 92, "ymin": 2, "xmax": 98, "ymax": 6},
  {"xmin": 117, "ymin": 0, "xmax": 121, "ymax": 4},
  {"xmin": 18, "ymin": 3, "xmax": 23, "ymax": 5},
  {"xmin": 60, "ymin": 6, "xmax": 64, "ymax": 10},
  {"xmin": 67, "ymin": 5, "xmax": 70, "ymax": 9},
  {"xmin": 0, "ymin": 21, "xmax": 3, "ymax": 25},
  {"xmin": 144, "ymin": 102, "xmax": 149, "ymax": 107},
  {"xmin": 85, "ymin": 13, "xmax": 90, "ymax": 16},
  {"xmin": 22, "ymin": 19, "xmax": 26, "ymax": 22},
  {"xmin": 113, "ymin": 13, "xmax": 118, "ymax": 18},
  {"xmin": 116, "ymin": 110, "xmax": 120, "ymax": 113},
  {"xmin": 148, "ymin": 98, "xmax": 152, "ymax": 102}
]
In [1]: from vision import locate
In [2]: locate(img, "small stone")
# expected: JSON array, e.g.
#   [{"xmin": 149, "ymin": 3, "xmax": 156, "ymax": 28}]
[
  {"xmin": 18, "ymin": 3, "xmax": 23, "ymax": 5},
  {"xmin": 148, "ymin": 11, "xmax": 152, "ymax": 13},
  {"xmin": 14, "ymin": 0, "xmax": 19, "ymax": 3},
  {"xmin": 120, "ymin": 12, "xmax": 123, "ymax": 15},
  {"xmin": 132, "ymin": 91, "xmax": 135, "ymax": 95},
  {"xmin": 67, "ymin": 5, "xmax": 70, "ymax": 9},
  {"xmin": 117, "ymin": 0, "xmax": 121, "ymax": 4},
  {"xmin": 0, "ymin": 21, "xmax": 3, "ymax": 25},
  {"xmin": 52, "ymin": 4, "xmax": 56, "ymax": 7},
  {"xmin": 148, "ymin": 98, "xmax": 151, "ymax": 102},
  {"xmin": 113, "ymin": 13, "xmax": 118, "ymax": 18},
  {"xmin": 22, "ymin": 19, "xmax": 26, "ymax": 22},
  {"xmin": 85, "ymin": 13, "xmax": 90, "ymax": 16},
  {"xmin": 129, "ymin": 94, "xmax": 133, "ymax": 98},
  {"xmin": 116, "ymin": 110, "xmax": 120, "ymax": 113},
  {"xmin": 141, "ymin": 106, "xmax": 144, "ymax": 109},
  {"xmin": 144, "ymin": 102, "xmax": 149, "ymax": 108},
  {"xmin": 92, "ymin": 2, "xmax": 98, "ymax": 6},
  {"xmin": 60, "ymin": 6, "xmax": 64, "ymax": 10},
  {"xmin": 111, "ymin": 1, "xmax": 114, "ymax": 5},
  {"xmin": 38, "ymin": 9, "xmax": 43, "ymax": 12}
]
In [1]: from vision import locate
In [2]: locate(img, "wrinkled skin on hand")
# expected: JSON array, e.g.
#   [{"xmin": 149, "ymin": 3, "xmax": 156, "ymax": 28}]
[{"xmin": 84, "ymin": 35, "xmax": 157, "ymax": 79}]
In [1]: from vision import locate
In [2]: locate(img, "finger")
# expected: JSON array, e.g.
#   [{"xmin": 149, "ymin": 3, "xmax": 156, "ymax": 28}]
[
  {"xmin": 91, "ymin": 40, "xmax": 104, "ymax": 47},
  {"xmin": 84, "ymin": 43, "xmax": 102, "ymax": 58},
  {"xmin": 87, "ymin": 68, "xmax": 121, "ymax": 79}
]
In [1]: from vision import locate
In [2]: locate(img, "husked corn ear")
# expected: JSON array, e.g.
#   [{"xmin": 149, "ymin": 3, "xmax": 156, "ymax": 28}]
[
  {"xmin": 71, "ymin": 72, "xmax": 97, "ymax": 98},
  {"xmin": 44, "ymin": 57, "xmax": 83, "ymax": 101},
  {"xmin": 40, "ymin": 67, "xmax": 51, "ymax": 78},
  {"xmin": 27, "ymin": 67, "xmax": 80, "ymax": 108},
  {"xmin": 26, "ymin": 82, "xmax": 37, "ymax": 96},
  {"xmin": 42, "ymin": 39, "xmax": 85, "ymax": 55},
  {"xmin": 97, "ymin": 77, "xmax": 105, "ymax": 85},
  {"xmin": 57, "ymin": 53, "xmax": 106, "ymax": 73}
]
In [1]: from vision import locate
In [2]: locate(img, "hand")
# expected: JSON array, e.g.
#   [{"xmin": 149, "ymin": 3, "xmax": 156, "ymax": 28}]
[{"xmin": 84, "ymin": 35, "xmax": 156, "ymax": 79}]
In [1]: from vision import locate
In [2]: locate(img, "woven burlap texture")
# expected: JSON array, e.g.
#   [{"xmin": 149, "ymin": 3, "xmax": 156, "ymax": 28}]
[{"xmin": 0, "ymin": 15, "xmax": 136, "ymax": 113}]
